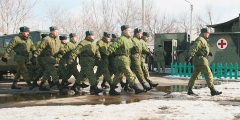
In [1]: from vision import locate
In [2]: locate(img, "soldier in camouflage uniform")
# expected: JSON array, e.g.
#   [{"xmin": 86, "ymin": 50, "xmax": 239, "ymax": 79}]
[
  {"xmin": 58, "ymin": 35, "xmax": 70, "ymax": 86},
  {"xmin": 109, "ymin": 34, "xmax": 126, "ymax": 89},
  {"xmin": 130, "ymin": 28, "xmax": 152, "ymax": 92},
  {"xmin": 32, "ymin": 26, "xmax": 66, "ymax": 91},
  {"xmin": 155, "ymin": 44, "xmax": 166, "ymax": 73},
  {"xmin": 95, "ymin": 32, "xmax": 112, "ymax": 89},
  {"xmin": 1, "ymin": 26, "xmax": 35, "ymax": 89},
  {"xmin": 185, "ymin": 28, "xmax": 222, "ymax": 96},
  {"xmin": 69, "ymin": 31, "xmax": 103, "ymax": 95},
  {"xmin": 107, "ymin": 25, "xmax": 145, "ymax": 95},
  {"xmin": 31, "ymin": 34, "xmax": 48, "ymax": 88},
  {"xmin": 140, "ymin": 32, "xmax": 158, "ymax": 88}
]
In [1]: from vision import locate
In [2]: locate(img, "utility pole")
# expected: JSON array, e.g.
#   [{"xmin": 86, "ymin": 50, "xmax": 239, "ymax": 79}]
[
  {"xmin": 185, "ymin": 0, "xmax": 193, "ymax": 42},
  {"xmin": 142, "ymin": 0, "xmax": 145, "ymax": 31}
]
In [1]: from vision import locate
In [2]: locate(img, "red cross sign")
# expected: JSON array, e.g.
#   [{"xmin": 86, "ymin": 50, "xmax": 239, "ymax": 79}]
[{"xmin": 217, "ymin": 39, "xmax": 227, "ymax": 49}]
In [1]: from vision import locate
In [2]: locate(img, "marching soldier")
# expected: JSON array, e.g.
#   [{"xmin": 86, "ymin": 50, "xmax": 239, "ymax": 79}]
[
  {"xmin": 32, "ymin": 26, "xmax": 66, "ymax": 91},
  {"xmin": 185, "ymin": 28, "xmax": 222, "ymax": 96},
  {"xmin": 155, "ymin": 44, "xmax": 166, "ymax": 73},
  {"xmin": 69, "ymin": 31, "xmax": 103, "ymax": 95},
  {"xmin": 130, "ymin": 28, "xmax": 152, "ymax": 92},
  {"xmin": 95, "ymin": 32, "xmax": 112, "ymax": 89},
  {"xmin": 1, "ymin": 26, "xmax": 35, "ymax": 89},
  {"xmin": 141, "ymin": 32, "xmax": 158, "ymax": 88},
  {"xmin": 107, "ymin": 25, "xmax": 145, "ymax": 95}
]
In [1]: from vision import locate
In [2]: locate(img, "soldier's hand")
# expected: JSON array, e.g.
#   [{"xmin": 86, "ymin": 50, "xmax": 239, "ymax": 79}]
[
  {"xmin": 209, "ymin": 52, "xmax": 213, "ymax": 57},
  {"xmin": 58, "ymin": 50, "xmax": 65, "ymax": 55},
  {"xmin": 68, "ymin": 61, "xmax": 72, "ymax": 65},
  {"xmin": 30, "ymin": 57, "xmax": 37, "ymax": 65},
  {"xmin": 185, "ymin": 57, "xmax": 190, "ymax": 63},
  {"xmin": 1, "ymin": 57, "xmax": 8, "ymax": 63}
]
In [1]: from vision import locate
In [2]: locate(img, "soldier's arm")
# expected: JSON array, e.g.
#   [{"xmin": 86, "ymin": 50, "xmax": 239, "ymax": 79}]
[
  {"xmin": 188, "ymin": 40, "xmax": 201, "ymax": 59},
  {"xmin": 3, "ymin": 37, "xmax": 18, "ymax": 58},
  {"xmin": 33, "ymin": 38, "xmax": 47, "ymax": 57},
  {"xmin": 106, "ymin": 38, "xmax": 122, "ymax": 55},
  {"xmin": 30, "ymin": 41, "xmax": 36, "ymax": 52},
  {"xmin": 68, "ymin": 44, "xmax": 83, "ymax": 63},
  {"xmin": 142, "ymin": 41, "xmax": 151, "ymax": 55}
]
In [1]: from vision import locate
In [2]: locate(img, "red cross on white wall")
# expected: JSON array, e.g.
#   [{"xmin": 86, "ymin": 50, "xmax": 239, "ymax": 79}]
[{"xmin": 217, "ymin": 39, "xmax": 227, "ymax": 49}]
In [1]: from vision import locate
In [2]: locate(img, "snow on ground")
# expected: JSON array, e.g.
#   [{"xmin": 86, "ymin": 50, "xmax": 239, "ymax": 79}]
[{"xmin": 0, "ymin": 82, "xmax": 240, "ymax": 120}]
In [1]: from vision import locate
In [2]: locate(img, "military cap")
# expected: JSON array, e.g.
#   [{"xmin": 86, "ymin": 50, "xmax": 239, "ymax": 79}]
[
  {"xmin": 49, "ymin": 26, "xmax": 58, "ymax": 31},
  {"xmin": 19, "ymin": 26, "xmax": 30, "ymax": 32},
  {"xmin": 121, "ymin": 25, "xmax": 130, "ymax": 31},
  {"xmin": 201, "ymin": 28, "xmax": 210, "ymax": 33},
  {"xmin": 158, "ymin": 44, "xmax": 162, "ymax": 47},
  {"xmin": 85, "ymin": 30, "xmax": 94, "ymax": 36},
  {"xmin": 59, "ymin": 35, "xmax": 67, "ymax": 40},
  {"xmin": 143, "ymin": 32, "xmax": 150, "ymax": 37},
  {"xmin": 112, "ymin": 34, "xmax": 119, "ymax": 38},
  {"xmin": 41, "ymin": 34, "xmax": 48, "ymax": 39},
  {"xmin": 103, "ymin": 32, "xmax": 111, "ymax": 37},
  {"xmin": 134, "ymin": 28, "xmax": 142, "ymax": 34},
  {"xmin": 69, "ymin": 33, "xmax": 76, "ymax": 38}
]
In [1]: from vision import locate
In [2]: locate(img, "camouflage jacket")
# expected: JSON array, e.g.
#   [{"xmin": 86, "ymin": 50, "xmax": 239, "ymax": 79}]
[
  {"xmin": 60, "ymin": 40, "xmax": 77, "ymax": 64},
  {"xmin": 188, "ymin": 34, "xmax": 210, "ymax": 65},
  {"xmin": 107, "ymin": 33, "xmax": 134, "ymax": 66},
  {"xmin": 140, "ymin": 38, "xmax": 152, "ymax": 59},
  {"xmin": 155, "ymin": 47, "xmax": 166, "ymax": 62},
  {"xmin": 34, "ymin": 33, "xmax": 63, "ymax": 63},
  {"xmin": 3, "ymin": 34, "xmax": 36, "ymax": 63},
  {"xmin": 96, "ymin": 37, "xmax": 112, "ymax": 59},
  {"xmin": 68, "ymin": 38, "xmax": 100, "ymax": 63},
  {"xmin": 131, "ymin": 36, "xmax": 142, "ymax": 54}
]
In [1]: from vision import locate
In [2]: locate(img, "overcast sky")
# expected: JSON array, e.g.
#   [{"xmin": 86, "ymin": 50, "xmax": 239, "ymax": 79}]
[{"xmin": 33, "ymin": 0, "xmax": 240, "ymax": 26}]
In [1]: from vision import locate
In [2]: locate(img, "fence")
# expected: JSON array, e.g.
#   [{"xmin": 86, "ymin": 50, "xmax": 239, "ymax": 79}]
[{"xmin": 171, "ymin": 62, "xmax": 239, "ymax": 79}]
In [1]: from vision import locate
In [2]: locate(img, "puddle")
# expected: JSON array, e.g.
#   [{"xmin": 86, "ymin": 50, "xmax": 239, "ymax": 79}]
[{"xmin": 0, "ymin": 92, "xmax": 76, "ymax": 104}]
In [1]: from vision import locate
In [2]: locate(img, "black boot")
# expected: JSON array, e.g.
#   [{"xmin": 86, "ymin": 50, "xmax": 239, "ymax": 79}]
[
  {"xmin": 11, "ymin": 81, "xmax": 21, "ymax": 89},
  {"xmin": 26, "ymin": 81, "xmax": 33, "ymax": 90},
  {"xmin": 187, "ymin": 88, "xmax": 198, "ymax": 96},
  {"xmin": 140, "ymin": 82, "xmax": 152, "ymax": 92},
  {"xmin": 39, "ymin": 82, "xmax": 50, "ymax": 91},
  {"xmin": 124, "ymin": 80, "xmax": 133, "ymax": 91},
  {"xmin": 210, "ymin": 88, "xmax": 222, "ymax": 96},
  {"xmin": 147, "ymin": 80, "xmax": 159, "ymax": 88},
  {"xmin": 109, "ymin": 85, "xmax": 120, "ymax": 95},
  {"xmin": 90, "ymin": 85, "xmax": 103, "ymax": 95},
  {"xmin": 130, "ymin": 84, "xmax": 145, "ymax": 94},
  {"xmin": 71, "ymin": 83, "xmax": 80, "ymax": 93},
  {"xmin": 120, "ymin": 81, "xmax": 126, "ymax": 88},
  {"xmin": 55, "ymin": 82, "xmax": 68, "ymax": 92},
  {"xmin": 61, "ymin": 80, "xmax": 71, "ymax": 86},
  {"xmin": 30, "ymin": 79, "xmax": 39, "ymax": 90},
  {"xmin": 79, "ymin": 82, "xmax": 89, "ymax": 88},
  {"xmin": 48, "ymin": 80, "xmax": 55, "ymax": 88},
  {"xmin": 101, "ymin": 79, "xmax": 109, "ymax": 89}
]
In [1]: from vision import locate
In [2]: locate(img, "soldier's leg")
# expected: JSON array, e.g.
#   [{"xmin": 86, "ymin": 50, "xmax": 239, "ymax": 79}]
[
  {"xmin": 131, "ymin": 57, "xmax": 151, "ymax": 91},
  {"xmin": 161, "ymin": 62, "xmax": 165, "ymax": 73},
  {"xmin": 11, "ymin": 70, "xmax": 21, "ymax": 89},
  {"xmin": 157, "ymin": 61, "xmax": 161, "ymax": 73},
  {"xmin": 32, "ymin": 57, "xmax": 45, "ymax": 87},
  {"xmin": 95, "ymin": 66, "xmax": 103, "ymax": 83},
  {"xmin": 201, "ymin": 65, "xmax": 214, "ymax": 88},
  {"xmin": 17, "ymin": 62, "xmax": 32, "ymax": 89},
  {"xmin": 188, "ymin": 66, "xmax": 201, "ymax": 89},
  {"xmin": 141, "ymin": 60, "xmax": 158, "ymax": 88}
]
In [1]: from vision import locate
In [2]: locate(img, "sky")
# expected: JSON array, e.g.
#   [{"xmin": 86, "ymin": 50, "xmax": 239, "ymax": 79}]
[
  {"xmin": 32, "ymin": 0, "xmax": 240, "ymax": 28},
  {"xmin": 0, "ymin": 80, "xmax": 239, "ymax": 120}
]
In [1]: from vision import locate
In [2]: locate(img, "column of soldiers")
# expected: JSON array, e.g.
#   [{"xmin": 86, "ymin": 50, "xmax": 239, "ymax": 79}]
[{"xmin": 1, "ymin": 25, "xmax": 159, "ymax": 95}]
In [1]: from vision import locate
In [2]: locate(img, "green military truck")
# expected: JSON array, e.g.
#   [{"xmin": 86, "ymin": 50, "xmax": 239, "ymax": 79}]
[
  {"xmin": 154, "ymin": 32, "xmax": 198, "ymax": 67},
  {"xmin": 0, "ymin": 30, "xmax": 69, "ymax": 80}
]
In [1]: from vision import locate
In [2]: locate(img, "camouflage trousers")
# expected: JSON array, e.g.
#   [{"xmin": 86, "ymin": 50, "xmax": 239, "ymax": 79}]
[
  {"xmin": 41, "ymin": 62, "xmax": 58, "ymax": 83},
  {"xmin": 141, "ymin": 57, "xmax": 151, "ymax": 82},
  {"xmin": 130, "ymin": 54, "xmax": 147, "ymax": 83},
  {"xmin": 76, "ymin": 57, "xmax": 97, "ymax": 86},
  {"xmin": 13, "ymin": 62, "xmax": 31, "ymax": 82},
  {"xmin": 157, "ymin": 61, "xmax": 165, "ymax": 73},
  {"xmin": 95, "ymin": 58, "xmax": 112, "ymax": 83},
  {"xmin": 33, "ymin": 57, "xmax": 45, "ymax": 81},
  {"xmin": 61, "ymin": 62, "xmax": 79, "ymax": 82},
  {"xmin": 188, "ymin": 65, "xmax": 214, "ymax": 89}
]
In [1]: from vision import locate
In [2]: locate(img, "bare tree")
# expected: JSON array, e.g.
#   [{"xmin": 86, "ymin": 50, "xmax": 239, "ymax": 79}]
[{"xmin": 0, "ymin": 0, "xmax": 37, "ymax": 34}]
